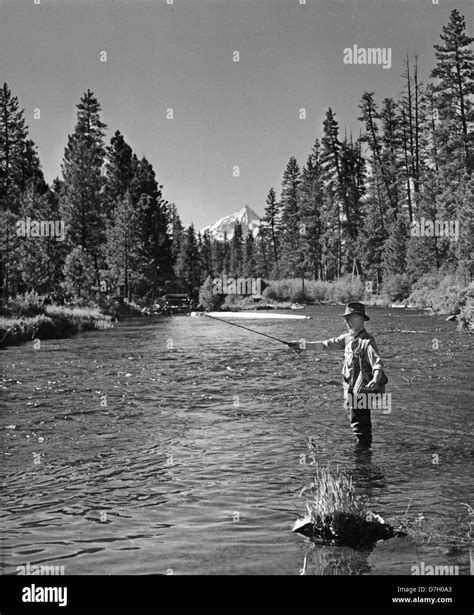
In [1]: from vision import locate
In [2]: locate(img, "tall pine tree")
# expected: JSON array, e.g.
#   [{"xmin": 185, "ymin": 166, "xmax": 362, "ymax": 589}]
[
  {"xmin": 60, "ymin": 90, "xmax": 107, "ymax": 284},
  {"xmin": 431, "ymin": 9, "xmax": 474, "ymax": 174},
  {"xmin": 279, "ymin": 156, "xmax": 303, "ymax": 279}
]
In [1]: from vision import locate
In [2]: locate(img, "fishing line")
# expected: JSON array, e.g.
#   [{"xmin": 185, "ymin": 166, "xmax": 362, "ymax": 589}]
[{"xmin": 196, "ymin": 312, "xmax": 291, "ymax": 346}]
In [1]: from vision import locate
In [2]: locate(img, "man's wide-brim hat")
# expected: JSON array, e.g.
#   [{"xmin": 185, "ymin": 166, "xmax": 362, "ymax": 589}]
[{"xmin": 342, "ymin": 301, "xmax": 370, "ymax": 321}]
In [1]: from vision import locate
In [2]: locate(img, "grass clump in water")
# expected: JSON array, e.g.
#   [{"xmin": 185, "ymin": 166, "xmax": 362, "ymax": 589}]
[
  {"xmin": 294, "ymin": 438, "xmax": 402, "ymax": 547},
  {"xmin": 299, "ymin": 439, "xmax": 368, "ymax": 544},
  {"xmin": 305, "ymin": 463, "xmax": 367, "ymax": 527}
]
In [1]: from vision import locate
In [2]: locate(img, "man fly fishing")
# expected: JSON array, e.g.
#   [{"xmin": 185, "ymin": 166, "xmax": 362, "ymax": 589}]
[{"xmin": 288, "ymin": 302, "xmax": 387, "ymax": 448}]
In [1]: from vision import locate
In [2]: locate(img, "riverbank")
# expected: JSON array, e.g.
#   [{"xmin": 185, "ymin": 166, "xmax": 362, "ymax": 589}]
[
  {"xmin": 3, "ymin": 273, "xmax": 471, "ymax": 350},
  {"xmin": 256, "ymin": 275, "xmax": 473, "ymax": 332},
  {"xmin": 201, "ymin": 274, "xmax": 473, "ymax": 333},
  {"xmin": 0, "ymin": 306, "xmax": 114, "ymax": 349},
  {"xmin": 0, "ymin": 291, "xmax": 152, "ymax": 349}
]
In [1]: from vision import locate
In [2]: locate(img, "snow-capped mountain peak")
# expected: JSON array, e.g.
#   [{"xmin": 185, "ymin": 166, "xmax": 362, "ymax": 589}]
[{"xmin": 200, "ymin": 205, "xmax": 261, "ymax": 241}]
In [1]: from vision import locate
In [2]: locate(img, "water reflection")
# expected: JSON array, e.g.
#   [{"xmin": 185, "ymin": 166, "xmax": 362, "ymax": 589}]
[
  {"xmin": 350, "ymin": 447, "xmax": 387, "ymax": 494},
  {"xmin": 300, "ymin": 541, "xmax": 372, "ymax": 575}
]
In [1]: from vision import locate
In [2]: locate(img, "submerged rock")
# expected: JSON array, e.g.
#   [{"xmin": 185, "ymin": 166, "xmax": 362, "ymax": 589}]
[{"xmin": 292, "ymin": 511, "xmax": 406, "ymax": 548}]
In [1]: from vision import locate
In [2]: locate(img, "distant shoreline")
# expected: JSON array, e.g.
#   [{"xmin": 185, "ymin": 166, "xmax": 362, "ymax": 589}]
[
  {"xmin": 2, "ymin": 278, "xmax": 471, "ymax": 350},
  {"xmin": 203, "ymin": 294, "xmax": 473, "ymax": 333}
]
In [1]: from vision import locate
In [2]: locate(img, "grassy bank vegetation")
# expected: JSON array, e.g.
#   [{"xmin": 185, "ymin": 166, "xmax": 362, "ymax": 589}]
[
  {"xmin": 199, "ymin": 272, "xmax": 473, "ymax": 332},
  {"xmin": 0, "ymin": 292, "xmax": 115, "ymax": 349},
  {"xmin": 262, "ymin": 276, "xmax": 366, "ymax": 304}
]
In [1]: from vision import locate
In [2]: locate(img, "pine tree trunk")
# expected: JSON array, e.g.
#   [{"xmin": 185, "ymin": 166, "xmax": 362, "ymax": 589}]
[
  {"xmin": 453, "ymin": 39, "xmax": 471, "ymax": 172},
  {"xmin": 414, "ymin": 59, "xmax": 421, "ymax": 193},
  {"xmin": 406, "ymin": 58, "xmax": 417, "ymax": 191},
  {"xmin": 401, "ymin": 107, "xmax": 413, "ymax": 222}
]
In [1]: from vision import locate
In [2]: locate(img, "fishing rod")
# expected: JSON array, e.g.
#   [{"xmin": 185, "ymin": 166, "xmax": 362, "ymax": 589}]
[{"xmin": 195, "ymin": 312, "xmax": 291, "ymax": 346}]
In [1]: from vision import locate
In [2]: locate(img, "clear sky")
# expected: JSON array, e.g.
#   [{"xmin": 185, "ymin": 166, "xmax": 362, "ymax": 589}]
[{"xmin": 1, "ymin": 0, "xmax": 472, "ymax": 229}]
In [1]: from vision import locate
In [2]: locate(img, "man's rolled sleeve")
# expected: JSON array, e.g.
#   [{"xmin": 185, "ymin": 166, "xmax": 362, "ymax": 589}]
[
  {"xmin": 366, "ymin": 341, "xmax": 384, "ymax": 372},
  {"xmin": 322, "ymin": 334, "xmax": 347, "ymax": 351}
]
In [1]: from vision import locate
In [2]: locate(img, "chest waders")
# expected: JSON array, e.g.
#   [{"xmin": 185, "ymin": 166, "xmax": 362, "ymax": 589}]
[{"xmin": 343, "ymin": 334, "xmax": 380, "ymax": 448}]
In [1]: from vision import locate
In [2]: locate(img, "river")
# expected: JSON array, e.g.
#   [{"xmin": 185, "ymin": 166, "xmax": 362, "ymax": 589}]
[{"xmin": 1, "ymin": 306, "xmax": 472, "ymax": 575}]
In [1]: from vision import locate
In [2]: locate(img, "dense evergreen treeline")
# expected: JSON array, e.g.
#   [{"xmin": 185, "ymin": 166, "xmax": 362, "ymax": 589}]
[{"xmin": 0, "ymin": 10, "xmax": 472, "ymax": 306}]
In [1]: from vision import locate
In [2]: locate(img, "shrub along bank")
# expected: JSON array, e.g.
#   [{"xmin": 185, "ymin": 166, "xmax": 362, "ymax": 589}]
[{"xmin": 198, "ymin": 273, "xmax": 473, "ymax": 333}]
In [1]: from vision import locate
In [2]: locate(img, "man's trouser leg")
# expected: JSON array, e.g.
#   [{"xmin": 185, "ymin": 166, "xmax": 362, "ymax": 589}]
[{"xmin": 343, "ymin": 384, "xmax": 372, "ymax": 447}]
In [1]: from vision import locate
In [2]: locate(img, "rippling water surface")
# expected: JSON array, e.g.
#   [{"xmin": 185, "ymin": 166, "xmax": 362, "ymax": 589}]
[{"xmin": 2, "ymin": 306, "xmax": 473, "ymax": 575}]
